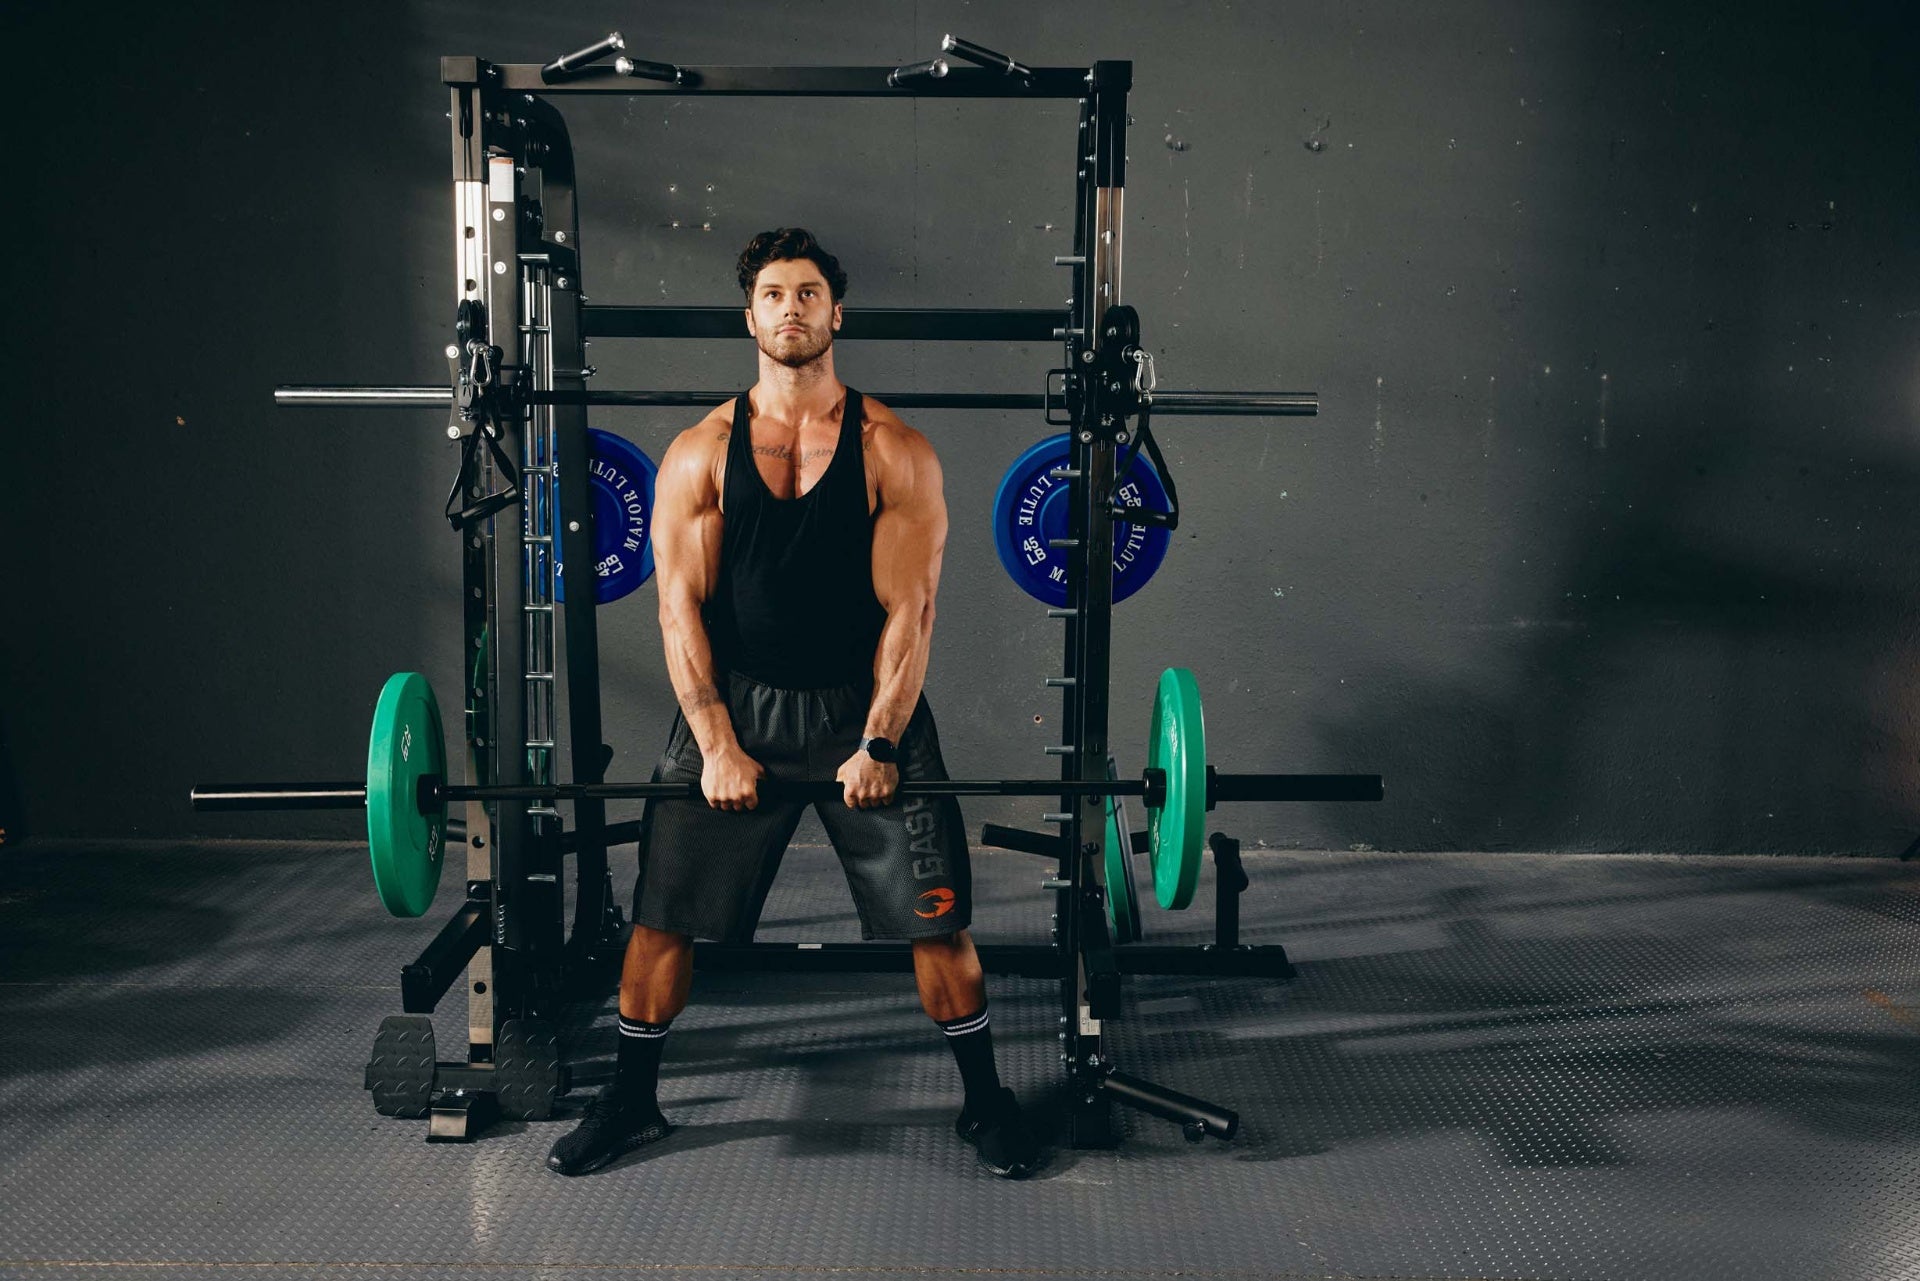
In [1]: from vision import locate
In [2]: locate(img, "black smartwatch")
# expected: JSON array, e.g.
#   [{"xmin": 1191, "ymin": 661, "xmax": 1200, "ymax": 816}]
[{"xmin": 858, "ymin": 735, "xmax": 898, "ymax": 764}]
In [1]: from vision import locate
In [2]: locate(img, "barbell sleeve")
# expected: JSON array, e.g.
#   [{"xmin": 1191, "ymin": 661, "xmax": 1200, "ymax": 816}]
[
  {"xmin": 191, "ymin": 783, "xmax": 369, "ymax": 812},
  {"xmin": 1207, "ymin": 769, "xmax": 1384, "ymax": 804}
]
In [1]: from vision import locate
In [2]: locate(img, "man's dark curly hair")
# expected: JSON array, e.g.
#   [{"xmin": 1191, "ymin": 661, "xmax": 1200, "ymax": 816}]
[{"xmin": 736, "ymin": 227, "xmax": 848, "ymax": 302}]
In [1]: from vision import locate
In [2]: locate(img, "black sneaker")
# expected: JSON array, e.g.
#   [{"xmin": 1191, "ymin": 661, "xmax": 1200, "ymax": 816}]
[
  {"xmin": 545, "ymin": 1092, "xmax": 673, "ymax": 1176},
  {"xmin": 955, "ymin": 1086, "xmax": 1042, "ymax": 1178}
]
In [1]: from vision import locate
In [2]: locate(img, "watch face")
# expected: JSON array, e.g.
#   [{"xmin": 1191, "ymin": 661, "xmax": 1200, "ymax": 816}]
[{"xmin": 863, "ymin": 737, "xmax": 896, "ymax": 763}]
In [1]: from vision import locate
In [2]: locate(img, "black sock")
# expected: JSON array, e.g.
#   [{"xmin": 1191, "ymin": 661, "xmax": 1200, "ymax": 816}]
[
  {"xmin": 939, "ymin": 1006, "xmax": 1002, "ymax": 1109},
  {"xmin": 612, "ymin": 1014, "xmax": 671, "ymax": 1113}
]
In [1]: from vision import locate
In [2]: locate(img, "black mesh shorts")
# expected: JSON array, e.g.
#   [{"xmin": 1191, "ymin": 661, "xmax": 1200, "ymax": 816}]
[{"xmin": 630, "ymin": 672, "xmax": 972, "ymax": 942}]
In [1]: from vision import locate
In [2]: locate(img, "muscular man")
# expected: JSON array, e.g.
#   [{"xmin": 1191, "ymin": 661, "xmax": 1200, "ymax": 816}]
[{"xmin": 548, "ymin": 228, "xmax": 1042, "ymax": 1178}]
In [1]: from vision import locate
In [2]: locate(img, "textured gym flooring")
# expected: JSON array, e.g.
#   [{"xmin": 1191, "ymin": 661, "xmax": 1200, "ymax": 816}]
[{"xmin": 2, "ymin": 835, "xmax": 1917, "ymax": 1281}]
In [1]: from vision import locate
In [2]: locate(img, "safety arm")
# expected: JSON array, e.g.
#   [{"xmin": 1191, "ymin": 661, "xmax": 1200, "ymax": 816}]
[
  {"xmin": 652, "ymin": 428, "xmax": 740, "ymax": 759},
  {"xmin": 866, "ymin": 430, "xmax": 949, "ymax": 742}
]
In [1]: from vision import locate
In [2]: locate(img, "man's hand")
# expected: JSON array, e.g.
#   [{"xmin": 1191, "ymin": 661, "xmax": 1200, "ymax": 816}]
[
  {"xmin": 837, "ymin": 751, "xmax": 899, "ymax": 809},
  {"xmin": 702, "ymin": 745, "xmax": 766, "ymax": 811}
]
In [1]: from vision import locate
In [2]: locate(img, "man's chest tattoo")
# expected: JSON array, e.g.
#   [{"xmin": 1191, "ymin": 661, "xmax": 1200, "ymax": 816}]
[
  {"xmin": 715, "ymin": 427, "xmax": 871, "ymax": 467},
  {"xmin": 723, "ymin": 436, "xmax": 836, "ymax": 466}
]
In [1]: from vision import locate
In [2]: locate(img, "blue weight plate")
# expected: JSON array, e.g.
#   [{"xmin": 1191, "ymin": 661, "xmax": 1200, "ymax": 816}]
[
  {"xmin": 553, "ymin": 429, "xmax": 658, "ymax": 605},
  {"xmin": 991, "ymin": 434, "xmax": 1171, "ymax": 608}
]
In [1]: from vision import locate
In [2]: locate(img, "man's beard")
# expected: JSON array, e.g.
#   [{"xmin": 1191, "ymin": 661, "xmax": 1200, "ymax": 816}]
[{"xmin": 758, "ymin": 322, "xmax": 833, "ymax": 369}]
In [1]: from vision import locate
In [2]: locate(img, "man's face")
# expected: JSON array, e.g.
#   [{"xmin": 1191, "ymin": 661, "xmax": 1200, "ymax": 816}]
[{"xmin": 745, "ymin": 258, "xmax": 841, "ymax": 369}]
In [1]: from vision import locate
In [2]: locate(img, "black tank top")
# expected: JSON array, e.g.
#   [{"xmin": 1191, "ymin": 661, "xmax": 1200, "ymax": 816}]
[{"xmin": 703, "ymin": 388, "xmax": 887, "ymax": 689}]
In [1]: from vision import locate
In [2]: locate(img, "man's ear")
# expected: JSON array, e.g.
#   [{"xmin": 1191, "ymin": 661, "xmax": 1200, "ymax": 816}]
[
  {"xmin": 832, "ymin": 301, "xmax": 843, "ymax": 331},
  {"xmin": 743, "ymin": 306, "xmax": 756, "ymax": 337}
]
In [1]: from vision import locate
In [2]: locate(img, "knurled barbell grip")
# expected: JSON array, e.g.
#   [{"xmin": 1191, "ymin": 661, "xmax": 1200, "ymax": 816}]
[{"xmin": 431, "ymin": 777, "xmax": 1154, "ymax": 805}]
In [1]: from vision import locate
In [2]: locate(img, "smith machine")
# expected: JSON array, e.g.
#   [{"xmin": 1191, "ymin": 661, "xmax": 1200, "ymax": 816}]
[{"xmin": 206, "ymin": 34, "xmax": 1383, "ymax": 1147}]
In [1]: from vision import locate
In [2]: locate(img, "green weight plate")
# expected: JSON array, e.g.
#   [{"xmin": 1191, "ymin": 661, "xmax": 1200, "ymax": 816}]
[
  {"xmin": 367, "ymin": 672, "xmax": 448, "ymax": 918},
  {"xmin": 1103, "ymin": 757, "xmax": 1144, "ymax": 945},
  {"xmin": 1146, "ymin": 667, "xmax": 1207, "ymax": 909}
]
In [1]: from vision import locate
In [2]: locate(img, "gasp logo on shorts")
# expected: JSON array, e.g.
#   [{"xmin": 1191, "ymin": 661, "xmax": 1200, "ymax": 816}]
[{"xmin": 914, "ymin": 888, "xmax": 956, "ymax": 919}]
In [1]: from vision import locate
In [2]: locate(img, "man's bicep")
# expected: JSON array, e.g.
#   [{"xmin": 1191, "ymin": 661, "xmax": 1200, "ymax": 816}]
[
  {"xmin": 872, "ymin": 441, "xmax": 947, "ymax": 609},
  {"xmin": 652, "ymin": 438, "xmax": 722, "ymax": 604}
]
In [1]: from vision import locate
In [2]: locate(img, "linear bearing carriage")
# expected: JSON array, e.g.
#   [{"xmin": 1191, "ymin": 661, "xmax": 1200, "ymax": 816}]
[{"xmin": 196, "ymin": 33, "xmax": 1382, "ymax": 1149}]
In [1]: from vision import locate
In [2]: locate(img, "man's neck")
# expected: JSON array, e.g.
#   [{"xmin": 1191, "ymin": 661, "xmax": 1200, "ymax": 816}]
[{"xmin": 751, "ymin": 354, "xmax": 843, "ymax": 426}]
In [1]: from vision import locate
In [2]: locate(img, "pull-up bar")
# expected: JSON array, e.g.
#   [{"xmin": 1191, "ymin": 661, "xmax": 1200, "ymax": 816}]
[
  {"xmin": 447, "ymin": 58, "xmax": 1096, "ymax": 99},
  {"xmin": 584, "ymin": 307, "xmax": 1065, "ymax": 342}
]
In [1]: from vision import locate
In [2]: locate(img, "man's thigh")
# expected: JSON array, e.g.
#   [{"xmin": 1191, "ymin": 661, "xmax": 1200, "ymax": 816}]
[{"xmin": 814, "ymin": 695, "xmax": 973, "ymax": 941}]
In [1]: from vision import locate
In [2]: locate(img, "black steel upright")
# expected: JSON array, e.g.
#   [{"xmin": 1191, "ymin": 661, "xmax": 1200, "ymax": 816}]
[
  {"xmin": 1057, "ymin": 59, "xmax": 1134, "ymax": 1149},
  {"xmin": 443, "ymin": 66, "xmax": 598, "ymax": 1044},
  {"xmin": 511, "ymin": 95, "xmax": 619, "ymax": 972},
  {"xmin": 446, "ymin": 68, "xmax": 530, "ymax": 1055}
]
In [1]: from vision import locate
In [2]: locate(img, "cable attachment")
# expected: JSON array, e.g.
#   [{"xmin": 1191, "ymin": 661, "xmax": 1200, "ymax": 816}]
[
  {"xmin": 444, "ymin": 299, "xmax": 522, "ymax": 530},
  {"xmin": 1130, "ymin": 347, "xmax": 1157, "ymax": 404},
  {"xmin": 464, "ymin": 342, "xmax": 499, "ymax": 401},
  {"xmin": 1113, "ymin": 408, "xmax": 1179, "ymax": 532},
  {"xmin": 1096, "ymin": 305, "xmax": 1178, "ymax": 531}
]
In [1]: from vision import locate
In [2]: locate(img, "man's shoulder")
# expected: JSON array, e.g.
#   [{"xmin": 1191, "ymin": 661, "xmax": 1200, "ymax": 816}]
[
  {"xmin": 858, "ymin": 395, "xmax": 933, "ymax": 457},
  {"xmin": 657, "ymin": 406, "xmax": 733, "ymax": 493},
  {"xmin": 667, "ymin": 405, "xmax": 734, "ymax": 455}
]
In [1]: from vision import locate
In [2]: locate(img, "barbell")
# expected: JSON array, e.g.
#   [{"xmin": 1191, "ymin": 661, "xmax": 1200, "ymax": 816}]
[{"xmin": 192, "ymin": 669, "xmax": 1382, "ymax": 922}]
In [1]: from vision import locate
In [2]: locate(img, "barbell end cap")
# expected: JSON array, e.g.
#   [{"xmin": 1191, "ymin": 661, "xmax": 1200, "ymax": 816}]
[
  {"xmin": 415, "ymin": 772, "xmax": 447, "ymax": 817},
  {"xmin": 1205, "ymin": 764, "xmax": 1218, "ymax": 812}
]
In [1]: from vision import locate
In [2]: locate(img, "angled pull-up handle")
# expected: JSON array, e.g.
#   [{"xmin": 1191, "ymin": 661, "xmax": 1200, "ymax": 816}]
[
  {"xmin": 888, "ymin": 58, "xmax": 950, "ymax": 88},
  {"xmin": 616, "ymin": 55, "xmax": 691, "ymax": 85},
  {"xmin": 542, "ymin": 33, "xmax": 625, "ymax": 82},
  {"xmin": 941, "ymin": 35, "xmax": 1032, "ymax": 83}
]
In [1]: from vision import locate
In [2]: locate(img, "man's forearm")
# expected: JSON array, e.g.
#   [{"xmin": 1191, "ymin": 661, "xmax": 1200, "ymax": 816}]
[
  {"xmin": 864, "ymin": 600, "xmax": 934, "ymax": 742},
  {"xmin": 660, "ymin": 596, "xmax": 739, "ymax": 757}
]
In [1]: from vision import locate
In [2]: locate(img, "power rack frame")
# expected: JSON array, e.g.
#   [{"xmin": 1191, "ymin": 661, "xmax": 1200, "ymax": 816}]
[{"xmin": 286, "ymin": 42, "xmax": 1346, "ymax": 1148}]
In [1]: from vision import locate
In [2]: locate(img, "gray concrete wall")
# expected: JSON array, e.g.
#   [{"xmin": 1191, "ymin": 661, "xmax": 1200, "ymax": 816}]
[{"xmin": 3, "ymin": 1, "xmax": 1915, "ymax": 855}]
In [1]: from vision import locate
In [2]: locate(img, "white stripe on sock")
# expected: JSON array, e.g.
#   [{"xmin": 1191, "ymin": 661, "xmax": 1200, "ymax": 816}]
[{"xmin": 618, "ymin": 1018, "xmax": 670, "ymax": 1039}]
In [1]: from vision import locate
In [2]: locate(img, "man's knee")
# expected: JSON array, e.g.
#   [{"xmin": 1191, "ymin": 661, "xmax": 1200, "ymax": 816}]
[
  {"xmin": 911, "ymin": 929, "xmax": 973, "ymax": 962},
  {"xmin": 628, "ymin": 923, "xmax": 693, "ymax": 961},
  {"xmin": 912, "ymin": 929, "xmax": 983, "ymax": 985},
  {"xmin": 621, "ymin": 925, "xmax": 695, "ymax": 1019}
]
